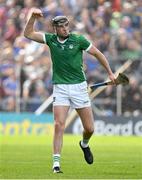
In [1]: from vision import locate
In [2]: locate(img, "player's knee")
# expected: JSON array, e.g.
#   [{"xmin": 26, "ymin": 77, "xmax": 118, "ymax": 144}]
[{"xmin": 54, "ymin": 121, "xmax": 65, "ymax": 131}]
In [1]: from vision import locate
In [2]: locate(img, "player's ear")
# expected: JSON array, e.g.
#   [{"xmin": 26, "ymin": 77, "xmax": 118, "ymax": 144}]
[{"xmin": 54, "ymin": 26, "xmax": 57, "ymax": 33}]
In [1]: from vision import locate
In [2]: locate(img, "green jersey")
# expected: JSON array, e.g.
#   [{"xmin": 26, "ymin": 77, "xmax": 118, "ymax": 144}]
[{"xmin": 44, "ymin": 33, "xmax": 91, "ymax": 84}]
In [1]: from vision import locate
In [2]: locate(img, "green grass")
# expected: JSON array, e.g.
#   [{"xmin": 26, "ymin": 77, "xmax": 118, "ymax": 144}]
[{"xmin": 0, "ymin": 135, "xmax": 142, "ymax": 179}]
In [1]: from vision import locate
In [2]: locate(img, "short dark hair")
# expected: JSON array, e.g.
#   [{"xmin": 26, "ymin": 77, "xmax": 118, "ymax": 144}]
[{"xmin": 52, "ymin": 16, "xmax": 69, "ymax": 26}]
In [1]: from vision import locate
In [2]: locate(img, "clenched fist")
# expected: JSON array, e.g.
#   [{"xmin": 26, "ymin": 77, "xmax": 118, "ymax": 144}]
[{"xmin": 29, "ymin": 8, "xmax": 43, "ymax": 19}]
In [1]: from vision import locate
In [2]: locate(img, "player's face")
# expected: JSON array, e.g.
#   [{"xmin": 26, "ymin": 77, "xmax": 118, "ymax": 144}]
[{"xmin": 55, "ymin": 22, "xmax": 70, "ymax": 39}]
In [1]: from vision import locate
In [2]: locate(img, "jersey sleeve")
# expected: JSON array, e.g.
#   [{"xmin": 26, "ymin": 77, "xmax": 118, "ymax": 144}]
[
  {"xmin": 79, "ymin": 35, "xmax": 92, "ymax": 51},
  {"xmin": 43, "ymin": 33, "xmax": 53, "ymax": 45}
]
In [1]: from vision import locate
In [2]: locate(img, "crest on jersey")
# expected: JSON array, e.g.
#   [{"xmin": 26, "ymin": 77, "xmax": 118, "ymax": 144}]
[{"xmin": 69, "ymin": 44, "xmax": 73, "ymax": 49}]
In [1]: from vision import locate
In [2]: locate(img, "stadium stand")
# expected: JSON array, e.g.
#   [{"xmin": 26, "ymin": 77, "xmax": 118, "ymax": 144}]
[{"xmin": 0, "ymin": 0, "xmax": 142, "ymax": 116}]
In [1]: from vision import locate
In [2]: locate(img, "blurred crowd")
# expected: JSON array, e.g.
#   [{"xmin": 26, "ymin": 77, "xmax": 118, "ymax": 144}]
[{"xmin": 0, "ymin": 0, "xmax": 142, "ymax": 116}]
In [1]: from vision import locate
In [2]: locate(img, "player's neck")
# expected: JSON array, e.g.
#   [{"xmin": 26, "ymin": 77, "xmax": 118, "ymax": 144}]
[{"xmin": 57, "ymin": 36, "xmax": 69, "ymax": 43}]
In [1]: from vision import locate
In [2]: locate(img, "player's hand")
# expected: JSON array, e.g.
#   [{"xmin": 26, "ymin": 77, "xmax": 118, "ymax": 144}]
[
  {"xmin": 108, "ymin": 72, "xmax": 117, "ymax": 85},
  {"xmin": 30, "ymin": 8, "xmax": 43, "ymax": 18}
]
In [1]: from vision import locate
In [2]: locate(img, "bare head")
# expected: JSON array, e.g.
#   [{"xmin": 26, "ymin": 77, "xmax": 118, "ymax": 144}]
[{"xmin": 52, "ymin": 16, "xmax": 70, "ymax": 40}]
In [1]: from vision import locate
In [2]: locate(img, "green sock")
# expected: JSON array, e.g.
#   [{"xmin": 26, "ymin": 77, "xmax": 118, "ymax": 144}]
[{"xmin": 53, "ymin": 154, "xmax": 60, "ymax": 168}]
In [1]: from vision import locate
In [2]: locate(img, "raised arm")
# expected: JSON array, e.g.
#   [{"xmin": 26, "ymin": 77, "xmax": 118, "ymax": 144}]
[
  {"xmin": 24, "ymin": 8, "xmax": 44, "ymax": 43},
  {"xmin": 87, "ymin": 45, "xmax": 116, "ymax": 83}
]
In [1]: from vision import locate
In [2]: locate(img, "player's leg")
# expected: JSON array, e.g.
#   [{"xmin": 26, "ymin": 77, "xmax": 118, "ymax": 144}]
[
  {"xmin": 53, "ymin": 105, "xmax": 70, "ymax": 173},
  {"xmin": 69, "ymin": 81, "xmax": 94, "ymax": 164},
  {"xmin": 68, "ymin": 81, "xmax": 94, "ymax": 164},
  {"xmin": 52, "ymin": 84, "xmax": 70, "ymax": 172},
  {"xmin": 76, "ymin": 106, "xmax": 94, "ymax": 145},
  {"xmin": 76, "ymin": 107, "xmax": 94, "ymax": 164}
]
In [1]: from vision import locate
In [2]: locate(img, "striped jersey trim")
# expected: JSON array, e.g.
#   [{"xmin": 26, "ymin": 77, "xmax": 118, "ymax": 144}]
[{"xmin": 85, "ymin": 43, "xmax": 93, "ymax": 52}]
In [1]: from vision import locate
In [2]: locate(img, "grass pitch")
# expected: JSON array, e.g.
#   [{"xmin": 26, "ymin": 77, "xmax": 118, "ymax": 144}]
[{"xmin": 0, "ymin": 135, "xmax": 142, "ymax": 179}]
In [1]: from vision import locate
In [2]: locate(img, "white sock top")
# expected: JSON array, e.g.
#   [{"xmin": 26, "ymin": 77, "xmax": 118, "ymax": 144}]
[{"xmin": 81, "ymin": 140, "xmax": 89, "ymax": 148}]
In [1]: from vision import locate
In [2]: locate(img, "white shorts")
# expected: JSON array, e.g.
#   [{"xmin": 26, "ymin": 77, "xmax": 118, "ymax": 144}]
[{"xmin": 53, "ymin": 81, "xmax": 91, "ymax": 109}]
